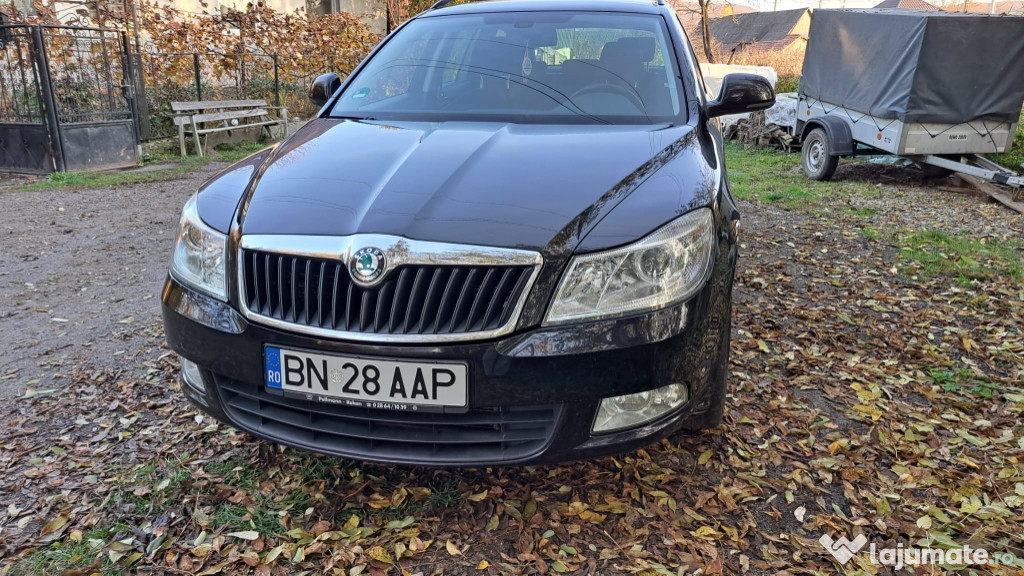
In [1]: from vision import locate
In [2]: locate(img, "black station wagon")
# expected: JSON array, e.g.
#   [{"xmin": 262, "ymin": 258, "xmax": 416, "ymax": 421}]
[{"xmin": 161, "ymin": 0, "xmax": 774, "ymax": 465}]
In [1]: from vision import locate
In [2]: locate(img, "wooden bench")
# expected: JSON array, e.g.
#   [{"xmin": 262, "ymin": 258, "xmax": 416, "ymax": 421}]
[{"xmin": 171, "ymin": 99, "xmax": 289, "ymax": 157}]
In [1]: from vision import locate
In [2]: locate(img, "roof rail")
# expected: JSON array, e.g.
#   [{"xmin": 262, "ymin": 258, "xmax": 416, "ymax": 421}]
[
  {"xmin": 429, "ymin": 0, "xmax": 501, "ymax": 9},
  {"xmin": 430, "ymin": 0, "xmax": 466, "ymax": 9}
]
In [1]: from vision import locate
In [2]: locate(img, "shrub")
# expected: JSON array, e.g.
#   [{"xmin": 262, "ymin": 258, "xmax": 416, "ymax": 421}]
[
  {"xmin": 990, "ymin": 109, "xmax": 1024, "ymax": 171},
  {"xmin": 775, "ymin": 76, "xmax": 800, "ymax": 94},
  {"xmin": 131, "ymin": 1, "xmax": 381, "ymax": 135}
]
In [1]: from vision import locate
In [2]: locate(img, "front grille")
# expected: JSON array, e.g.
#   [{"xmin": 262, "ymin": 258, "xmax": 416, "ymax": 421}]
[
  {"xmin": 240, "ymin": 249, "xmax": 533, "ymax": 338},
  {"xmin": 216, "ymin": 376, "xmax": 560, "ymax": 463}
]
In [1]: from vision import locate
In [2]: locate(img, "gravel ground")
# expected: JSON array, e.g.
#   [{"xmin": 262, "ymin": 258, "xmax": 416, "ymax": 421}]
[{"xmin": 0, "ymin": 164, "xmax": 229, "ymax": 400}]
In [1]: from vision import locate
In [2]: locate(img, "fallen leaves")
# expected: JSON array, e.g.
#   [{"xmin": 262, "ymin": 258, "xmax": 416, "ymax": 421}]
[{"xmin": 1, "ymin": 156, "xmax": 1023, "ymax": 575}]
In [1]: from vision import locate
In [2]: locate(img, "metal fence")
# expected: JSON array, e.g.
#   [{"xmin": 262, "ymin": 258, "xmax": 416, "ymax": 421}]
[
  {"xmin": 0, "ymin": 25, "xmax": 43, "ymax": 124},
  {"xmin": 1, "ymin": 24, "xmax": 139, "ymax": 173},
  {"xmin": 40, "ymin": 25, "xmax": 136, "ymax": 125},
  {"xmin": 4, "ymin": 23, "xmax": 364, "ymax": 161},
  {"xmin": 137, "ymin": 49, "xmax": 353, "ymax": 140}
]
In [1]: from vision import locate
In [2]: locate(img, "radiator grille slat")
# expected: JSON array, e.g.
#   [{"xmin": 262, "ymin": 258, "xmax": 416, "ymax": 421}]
[
  {"xmin": 330, "ymin": 263, "xmax": 341, "ymax": 330},
  {"xmin": 389, "ymin": 269, "xmax": 410, "ymax": 334},
  {"xmin": 418, "ymin": 268, "xmax": 445, "ymax": 334},
  {"xmin": 449, "ymin": 268, "xmax": 480, "ymax": 334},
  {"xmin": 241, "ymin": 249, "xmax": 533, "ymax": 339},
  {"xmin": 316, "ymin": 262, "xmax": 326, "ymax": 329}
]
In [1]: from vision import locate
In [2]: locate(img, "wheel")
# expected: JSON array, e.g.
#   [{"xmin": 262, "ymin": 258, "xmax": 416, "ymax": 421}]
[
  {"xmin": 681, "ymin": 287, "xmax": 732, "ymax": 432},
  {"xmin": 681, "ymin": 330, "xmax": 729, "ymax": 431},
  {"xmin": 802, "ymin": 128, "xmax": 839, "ymax": 181}
]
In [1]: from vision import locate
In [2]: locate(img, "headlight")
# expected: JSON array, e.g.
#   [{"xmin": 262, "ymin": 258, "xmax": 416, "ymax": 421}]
[
  {"xmin": 545, "ymin": 208, "xmax": 715, "ymax": 325},
  {"xmin": 171, "ymin": 195, "xmax": 227, "ymax": 301}
]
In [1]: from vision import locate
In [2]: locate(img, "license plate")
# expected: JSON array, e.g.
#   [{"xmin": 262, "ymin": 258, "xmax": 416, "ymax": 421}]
[{"xmin": 264, "ymin": 346, "xmax": 467, "ymax": 411}]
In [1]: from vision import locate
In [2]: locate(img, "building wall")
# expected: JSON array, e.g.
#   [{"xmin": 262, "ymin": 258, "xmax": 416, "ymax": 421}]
[{"xmin": 789, "ymin": 11, "xmax": 811, "ymax": 37}]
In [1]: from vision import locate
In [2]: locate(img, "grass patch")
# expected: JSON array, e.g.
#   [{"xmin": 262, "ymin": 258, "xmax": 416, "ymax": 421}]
[
  {"xmin": 9, "ymin": 529, "xmax": 119, "ymax": 576},
  {"xmin": 211, "ymin": 141, "xmax": 272, "ymax": 163},
  {"xmin": 368, "ymin": 481, "xmax": 463, "ymax": 521},
  {"xmin": 16, "ymin": 141, "xmax": 271, "ymax": 192},
  {"xmin": 292, "ymin": 455, "xmax": 361, "ymax": 482},
  {"xmin": 211, "ymin": 502, "xmax": 282, "ymax": 537},
  {"xmin": 724, "ymin": 142, "xmax": 878, "ymax": 214},
  {"xmin": 846, "ymin": 206, "xmax": 878, "ymax": 218},
  {"xmin": 204, "ymin": 457, "xmax": 264, "ymax": 490},
  {"xmin": 928, "ymin": 369, "xmax": 1003, "ymax": 399},
  {"xmin": 861, "ymin": 226, "xmax": 880, "ymax": 241},
  {"xmin": 212, "ymin": 489, "xmax": 312, "ymax": 538},
  {"xmin": 106, "ymin": 455, "xmax": 195, "ymax": 514},
  {"xmin": 895, "ymin": 229, "xmax": 1023, "ymax": 285}
]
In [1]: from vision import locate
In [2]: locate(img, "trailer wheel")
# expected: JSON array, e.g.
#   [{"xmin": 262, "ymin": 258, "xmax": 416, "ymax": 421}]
[{"xmin": 802, "ymin": 128, "xmax": 839, "ymax": 181}]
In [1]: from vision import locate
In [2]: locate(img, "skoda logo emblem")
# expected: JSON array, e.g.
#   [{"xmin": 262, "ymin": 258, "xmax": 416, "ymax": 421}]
[{"xmin": 350, "ymin": 246, "xmax": 387, "ymax": 286}]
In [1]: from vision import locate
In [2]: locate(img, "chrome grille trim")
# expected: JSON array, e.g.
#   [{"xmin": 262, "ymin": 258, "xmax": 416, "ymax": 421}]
[{"xmin": 236, "ymin": 234, "xmax": 542, "ymax": 343}]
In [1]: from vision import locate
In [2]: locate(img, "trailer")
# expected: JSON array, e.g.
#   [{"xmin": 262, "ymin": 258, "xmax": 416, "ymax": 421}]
[{"xmin": 795, "ymin": 9, "xmax": 1024, "ymax": 190}]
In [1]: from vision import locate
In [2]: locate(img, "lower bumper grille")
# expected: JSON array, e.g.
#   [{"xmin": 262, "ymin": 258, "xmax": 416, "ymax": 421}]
[{"xmin": 216, "ymin": 376, "xmax": 560, "ymax": 463}]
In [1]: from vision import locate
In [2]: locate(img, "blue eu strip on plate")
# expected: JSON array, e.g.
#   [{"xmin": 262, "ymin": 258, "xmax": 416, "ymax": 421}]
[{"xmin": 265, "ymin": 347, "xmax": 283, "ymax": 389}]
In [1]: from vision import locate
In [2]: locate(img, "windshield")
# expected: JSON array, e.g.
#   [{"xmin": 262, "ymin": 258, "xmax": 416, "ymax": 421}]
[{"xmin": 330, "ymin": 11, "xmax": 686, "ymax": 125}]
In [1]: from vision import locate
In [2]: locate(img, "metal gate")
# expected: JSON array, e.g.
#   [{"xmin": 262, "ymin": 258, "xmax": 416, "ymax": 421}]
[{"xmin": 0, "ymin": 24, "xmax": 139, "ymax": 173}]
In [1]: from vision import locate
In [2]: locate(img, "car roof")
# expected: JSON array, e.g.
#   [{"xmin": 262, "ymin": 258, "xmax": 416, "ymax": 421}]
[{"xmin": 419, "ymin": 0, "xmax": 665, "ymax": 18}]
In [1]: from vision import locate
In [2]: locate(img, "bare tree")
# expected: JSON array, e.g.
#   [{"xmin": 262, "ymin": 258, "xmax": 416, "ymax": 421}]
[
  {"xmin": 697, "ymin": 0, "xmax": 714, "ymax": 63},
  {"xmin": 670, "ymin": 0, "xmax": 718, "ymax": 63}
]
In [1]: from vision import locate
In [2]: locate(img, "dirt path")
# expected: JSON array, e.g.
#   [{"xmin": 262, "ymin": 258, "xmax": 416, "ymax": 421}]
[{"xmin": 0, "ymin": 164, "xmax": 229, "ymax": 400}]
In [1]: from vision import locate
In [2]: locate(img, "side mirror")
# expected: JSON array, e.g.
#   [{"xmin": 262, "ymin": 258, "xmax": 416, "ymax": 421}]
[
  {"xmin": 309, "ymin": 72, "xmax": 341, "ymax": 107},
  {"xmin": 706, "ymin": 73, "xmax": 775, "ymax": 119}
]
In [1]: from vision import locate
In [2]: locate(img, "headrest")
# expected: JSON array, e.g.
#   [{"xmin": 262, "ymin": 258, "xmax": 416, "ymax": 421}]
[
  {"xmin": 618, "ymin": 36, "xmax": 656, "ymax": 62},
  {"xmin": 599, "ymin": 41, "xmax": 630, "ymax": 64},
  {"xmin": 469, "ymin": 39, "xmax": 528, "ymax": 76}
]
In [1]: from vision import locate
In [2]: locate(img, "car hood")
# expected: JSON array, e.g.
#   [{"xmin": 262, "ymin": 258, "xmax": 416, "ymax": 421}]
[{"xmin": 237, "ymin": 118, "xmax": 707, "ymax": 255}]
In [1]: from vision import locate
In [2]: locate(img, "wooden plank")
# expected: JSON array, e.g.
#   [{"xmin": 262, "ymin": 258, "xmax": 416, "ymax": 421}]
[
  {"xmin": 170, "ymin": 99, "xmax": 267, "ymax": 112},
  {"xmin": 959, "ymin": 173, "xmax": 1024, "ymax": 215},
  {"xmin": 172, "ymin": 108, "xmax": 268, "ymax": 126},
  {"xmin": 182, "ymin": 120, "xmax": 283, "ymax": 136}
]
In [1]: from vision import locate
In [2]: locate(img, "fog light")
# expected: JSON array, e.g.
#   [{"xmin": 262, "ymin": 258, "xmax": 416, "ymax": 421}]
[
  {"xmin": 593, "ymin": 383, "xmax": 689, "ymax": 433},
  {"xmin": 180, "ymin": 357, "xmax": 206, "ymax": 393}
]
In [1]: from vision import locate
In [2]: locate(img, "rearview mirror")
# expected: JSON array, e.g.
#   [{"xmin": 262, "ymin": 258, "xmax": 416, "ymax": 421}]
[
  {"xmin": 706, "ymin": 73, "xmax": 775, "ymax": 119},
  {"xmin": 309, "ymin": 72, "xmax": 342, "ymax": 107}
]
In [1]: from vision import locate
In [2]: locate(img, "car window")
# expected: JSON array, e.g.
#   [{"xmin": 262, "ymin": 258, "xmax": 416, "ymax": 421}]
[{"xmin": 331, "ymin": 11, "xmax": 687, "ymax": 125}]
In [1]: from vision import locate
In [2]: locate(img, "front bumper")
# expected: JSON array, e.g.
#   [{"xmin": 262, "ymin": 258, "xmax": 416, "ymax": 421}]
[{"xmin": 161, "ymin": 248, "xmax": 734, "ymax": 466}]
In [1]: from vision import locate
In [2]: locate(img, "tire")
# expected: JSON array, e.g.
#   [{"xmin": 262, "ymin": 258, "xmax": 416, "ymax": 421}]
[
  {"xmin": 802, "ymin": 128, "xmax": 839, "ymax": 181},
  {"xmin": 681, "ymin": 298, "xmax": 732, "ymax": 432}
]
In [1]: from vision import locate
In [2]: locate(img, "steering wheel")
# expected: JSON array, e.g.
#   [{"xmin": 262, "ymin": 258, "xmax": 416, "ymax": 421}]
[{"xmin": 569, "ymin": 82, "xmax": 645, "ymax": 111}]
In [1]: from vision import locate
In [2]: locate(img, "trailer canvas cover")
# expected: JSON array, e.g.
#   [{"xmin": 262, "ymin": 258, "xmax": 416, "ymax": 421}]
[{"xmin": 800, "ymin": 10, "xmax": 1024, "ymax": 125}]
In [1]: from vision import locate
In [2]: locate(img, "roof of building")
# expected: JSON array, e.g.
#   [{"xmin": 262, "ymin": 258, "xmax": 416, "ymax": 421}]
[
  {"xmin": 707, "ymin": 8, "xmax": 809, "ymax": 46},
  {"xmin": 873, "ymin": 0, "xmax": 940, "ymax": 9}
]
